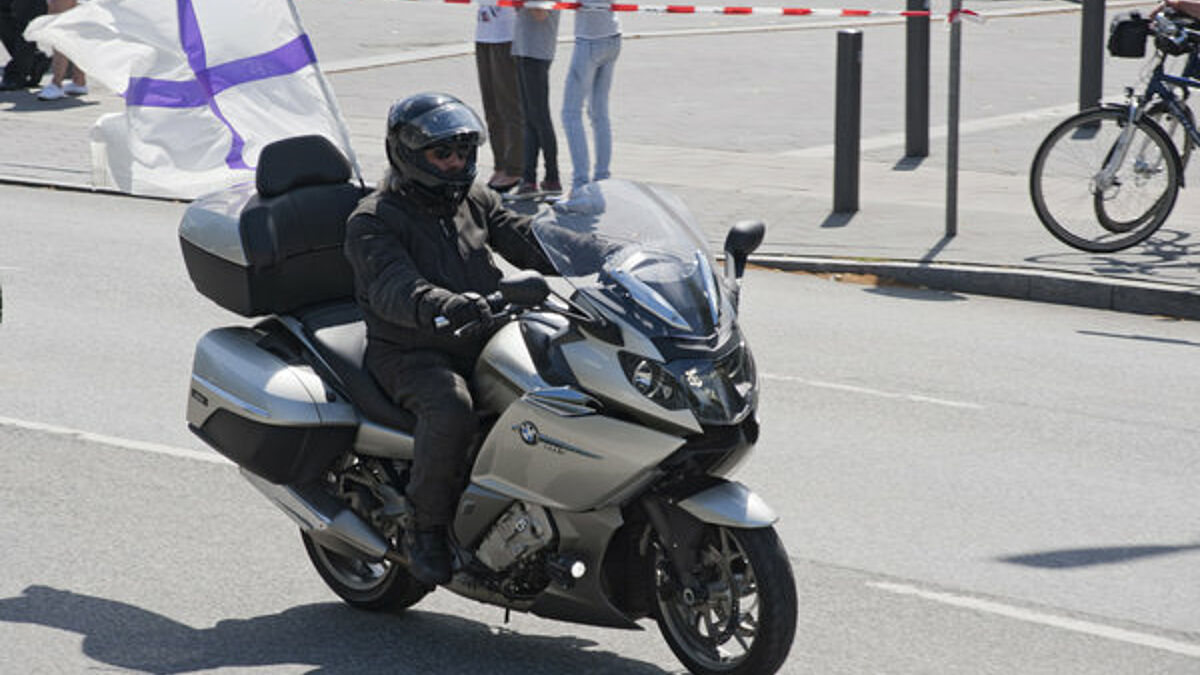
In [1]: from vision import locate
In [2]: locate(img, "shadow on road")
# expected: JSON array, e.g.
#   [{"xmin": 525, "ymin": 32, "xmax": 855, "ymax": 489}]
[
  {"xmin": 0, "ymin": 90, "xmax": 99, "ymax": 113},
  {"xmin": 1077, "ymin": 329, "xmax": 1200, "ymax": 348},
  {"xmin": 998, "ymin": 542, "xmax": 1200, "ymax": 569},
  {"xmin": 1024, "ymin": 228, "xmax": 1200, "ymax": 286},
  {"xmin": 863, "ymin": 285, "xmax": 967, "ymax": 303},
  {"xmin": 0, "ymin": 585, "xmax": 672, "ymax": 674}
]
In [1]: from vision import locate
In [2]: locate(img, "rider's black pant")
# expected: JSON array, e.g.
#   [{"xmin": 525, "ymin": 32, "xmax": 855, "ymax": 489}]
[{"xmin": 367, "ymin": 347, "xmax": 478, "ymax": 532}]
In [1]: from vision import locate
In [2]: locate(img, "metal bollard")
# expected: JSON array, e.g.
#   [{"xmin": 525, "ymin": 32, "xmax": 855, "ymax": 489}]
[
  {"xmin": 834, "ymin": 29, "xmax": 862, "ymax": 214},
  {"xmin": 946, "ymin": 0, "xmax": 962, "ymax": 237},
  {"xmin": 1079, "ymin": 0, "xmax": 1104, "ymax": 111},
  {"xmin": 905, "ymin": 0, "xmax": 930, "ymax": 158}
]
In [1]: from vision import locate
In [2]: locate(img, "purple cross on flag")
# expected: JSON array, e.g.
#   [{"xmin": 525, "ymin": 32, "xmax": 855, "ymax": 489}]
[{"xmin": 27, "ymin": 0, "xmax": 359, "ymax": 199}]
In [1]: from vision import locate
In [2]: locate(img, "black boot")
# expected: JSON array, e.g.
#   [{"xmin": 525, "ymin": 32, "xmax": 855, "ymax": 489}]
[{"xmin": 403, "ymin": 526, "xmax": 452, "ymax": 586}]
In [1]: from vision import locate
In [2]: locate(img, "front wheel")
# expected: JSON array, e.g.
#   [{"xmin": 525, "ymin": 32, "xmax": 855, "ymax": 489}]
[
  {"xmin": 301, "ymin": 530, "xmax": 429, "ymax": 612},
  {"xmin": 652, "ymin": 525, "xmax": 797, "ymax": 675},
  {"xmin": 1030, "ymin": 106, "xmax": 1181, "ymax": 252}
]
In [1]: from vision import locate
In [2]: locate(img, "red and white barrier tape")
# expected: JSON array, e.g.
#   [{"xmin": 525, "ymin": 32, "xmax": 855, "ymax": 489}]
[{"xmin": 419, "ymin": 0, "xmax": 984, "ymax": 21}]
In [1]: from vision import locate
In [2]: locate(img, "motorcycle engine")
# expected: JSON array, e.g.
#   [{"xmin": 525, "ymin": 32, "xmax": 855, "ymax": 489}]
[{"xmin": 475, "ymin": 502, "xmax": 555, "ymax": 572}]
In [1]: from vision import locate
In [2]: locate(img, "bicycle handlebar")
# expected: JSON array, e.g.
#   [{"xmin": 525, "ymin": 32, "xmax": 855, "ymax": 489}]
[{"xmin": 1153, "ymin": 10, "xmax": 1200, "ymax": 42}]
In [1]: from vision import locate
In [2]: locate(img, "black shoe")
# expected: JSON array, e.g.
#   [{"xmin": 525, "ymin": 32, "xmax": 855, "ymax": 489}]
[
  {"xmin": 403, "ymin": 527, "xmax": 452, "ymax": 586},
  {"xmin": 0, "ymin": 75, "xmax": 27, "ymax": 91},
  {"xmin": 487, "ymin": 177, "xmax": 520, "ymax": 193}
]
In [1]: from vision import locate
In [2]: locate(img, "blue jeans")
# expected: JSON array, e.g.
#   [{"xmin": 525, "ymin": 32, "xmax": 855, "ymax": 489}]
[{"xmin": 561, "ymin": 34, "xmax": 620, "ymax": 190}]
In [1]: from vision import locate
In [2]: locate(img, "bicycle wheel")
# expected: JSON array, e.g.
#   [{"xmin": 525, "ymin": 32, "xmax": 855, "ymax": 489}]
[
  {"xmin": 1093, "ymin": 101, "xmax": 1194, "ymax": 234},
  {"xmin": 1030, "ymin": 107, "xmax": 1181, "ymax": 252},
  {"xmin": 1147, "ymin": 93, "xmax": 1194, "ymax": 173}
]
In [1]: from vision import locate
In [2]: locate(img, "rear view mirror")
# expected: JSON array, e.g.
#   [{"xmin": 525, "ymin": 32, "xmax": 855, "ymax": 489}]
[
  {"xmin": 723, "ymin": 220, "xmax": 766, "ymax": 281},
  {"xmin": 499, "ymin": 270, "xmax": 550, "ymax": 307}
]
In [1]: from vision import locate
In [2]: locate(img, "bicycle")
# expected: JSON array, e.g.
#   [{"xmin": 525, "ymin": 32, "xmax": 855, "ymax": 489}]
[{"xmin": 1030, "ymin": 9, "xmax": 1200, "ymax": 252}]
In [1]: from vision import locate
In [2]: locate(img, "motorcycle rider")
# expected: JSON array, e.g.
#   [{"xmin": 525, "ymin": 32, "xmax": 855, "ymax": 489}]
[{"xmin": 344, "ymin": 92, "xmax": 556, "ymax": 586}]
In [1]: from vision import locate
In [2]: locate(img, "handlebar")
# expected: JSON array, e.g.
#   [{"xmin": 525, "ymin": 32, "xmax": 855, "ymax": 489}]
[
  {"xmin": 1153, "ymin": 10, "xmax": 1200, "ymax": 52},
  {"xmin": 433, "ymin": 290, "xmax": 511, "ymax": 338},
  {"xmin": 430, "ymin": 272, "xmax": 604, "ymax": 340}
]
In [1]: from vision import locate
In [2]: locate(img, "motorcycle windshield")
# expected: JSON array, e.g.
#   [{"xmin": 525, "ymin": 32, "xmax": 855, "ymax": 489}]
[{"xmin": 531, "ymin": 180, "xmax": 725, "ymax": 339}]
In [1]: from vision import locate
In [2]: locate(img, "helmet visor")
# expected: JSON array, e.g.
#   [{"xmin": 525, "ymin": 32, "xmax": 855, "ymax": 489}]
[{"xmin": 397, "ymin": 104, "xmax": 487, "ymax": 151}]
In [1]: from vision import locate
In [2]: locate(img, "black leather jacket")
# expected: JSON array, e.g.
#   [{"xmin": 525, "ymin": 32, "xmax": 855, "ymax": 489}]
[{"xmin": 344, "ymin": 183, "xmax": 555, "ymax": 360}]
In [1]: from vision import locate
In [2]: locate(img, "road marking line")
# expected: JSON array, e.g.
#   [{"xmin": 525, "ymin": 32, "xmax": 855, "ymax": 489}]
[
  {"xmin": 781, "ymin": 103, "xmax": 1079, "ymax": 159},
  {"xmin": 869, "ymin": 581, "xmax": 1200, "ymax": 658},
  {"xmin": 0, "ymin": 416, "xmax": 232, "ymax": 466},
  {"xmin": 761, "ymin": 374, "xmax": 983, "ymax": 410}
]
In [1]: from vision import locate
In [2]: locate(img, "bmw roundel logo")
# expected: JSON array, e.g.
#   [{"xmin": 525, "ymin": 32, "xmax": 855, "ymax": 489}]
[{"xmin": 516, "ymin": 421, "xmax": 539, "ymax": 445}]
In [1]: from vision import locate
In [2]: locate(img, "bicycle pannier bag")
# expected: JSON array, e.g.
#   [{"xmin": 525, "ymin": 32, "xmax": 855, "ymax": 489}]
[{"xmin": 1108, "ymin": 11, "xmax": 1149, "ymax": 58}]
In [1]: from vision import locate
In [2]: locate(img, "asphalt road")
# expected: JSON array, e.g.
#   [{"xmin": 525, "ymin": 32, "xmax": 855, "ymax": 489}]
[{"xmin": 1, "ymin": 183, "xmax": 1199, "ymax": 672}]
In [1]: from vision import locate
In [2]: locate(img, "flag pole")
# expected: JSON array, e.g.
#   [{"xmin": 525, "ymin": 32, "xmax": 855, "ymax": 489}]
[{"xmin": 284, "ymin": 0, "xmax": 365, "ymax": 187}]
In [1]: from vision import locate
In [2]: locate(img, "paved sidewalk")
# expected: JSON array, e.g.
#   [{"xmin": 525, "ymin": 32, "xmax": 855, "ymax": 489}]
[{"xmin": 2, "ymin": 0, "xmax": 1198, "ymax": 318}]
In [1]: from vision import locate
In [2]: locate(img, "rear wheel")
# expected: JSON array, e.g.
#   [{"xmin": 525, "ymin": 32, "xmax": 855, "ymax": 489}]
[
  {"xmin": 301, "ymin": 530, "xmax": 429, "ymax": 612},
  {"xmin": 652, "ymin": 525, "xmax": 797, "ymax": 675}
]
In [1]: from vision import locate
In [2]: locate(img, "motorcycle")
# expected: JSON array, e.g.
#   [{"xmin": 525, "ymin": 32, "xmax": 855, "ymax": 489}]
[{"xmin": 178, "ymin": 135, "xmax": 797, "ymax": 675}]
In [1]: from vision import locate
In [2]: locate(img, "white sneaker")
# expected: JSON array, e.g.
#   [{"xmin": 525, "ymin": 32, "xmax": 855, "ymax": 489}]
[
  {"xmin": 63, "ymin": 81, "xmax": 88, "ymax": 96},
  {"xmin": 553, "ymin": 184, "xmax": 603, "ymax": 215},
  {"xmin": 37, "ymin": 83, "xmax": 65, "ymax": 100}
]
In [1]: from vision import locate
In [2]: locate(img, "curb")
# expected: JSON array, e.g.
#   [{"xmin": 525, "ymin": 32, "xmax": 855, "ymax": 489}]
[
  {"xmin": 749, "ymin": 254, "xmax": 1200, "ymax": 321},
  {"xmin": 0, "ymin": 175, "xmax": 186, "ymax": 202},
  {"xmin": 5, "ymin": 177, "xmax": 1196, "ymax": 321}
]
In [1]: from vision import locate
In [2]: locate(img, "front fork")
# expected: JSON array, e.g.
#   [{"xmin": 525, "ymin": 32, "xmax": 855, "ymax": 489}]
[
  {"xmin": 643, "ymin": 497, "xmax": 708, "ymax": 597},
  {"xmin": 1093, "ymin": 90, "xmax": 1145, "ymax": 193},
  {"xmin": 641, "ymin": 481, "xmax": 777, "ymax": 605}
]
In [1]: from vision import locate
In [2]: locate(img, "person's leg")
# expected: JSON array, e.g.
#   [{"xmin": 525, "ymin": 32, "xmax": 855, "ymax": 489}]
[
  {"xmin": 0, "ymin": 1, "xmax": 19, "ymax": 76},
  {"xmin": 2, "ymin": 0, "xmax": 47, "ymax": 87},
  {"xmin": 494, "ymin": 43, "xmax": 524, "ymax": 180},
  {"xmin": 48, "ymin": 52, "xmax": 66, "ymax": 84},
  {"xmin": 516, "ymin": 56, "xmax": 540, "ymax": 185},
  {"xmin": 58, "ymin": 0, "xmax": 84, "ymax": 89},
  {"xmin": 36, "ymin": 0, "xmax": 74, "ymax": 98},
  {"xmin": 35, "ymin": 49, "xmax": 65, "ymax": 98},
  {"xmin": 588, "ymin": 36, "xmax": 621, "ymax": 183},
  {"xmin": 392, "ymin": 369, "xmax": 477, "ymax": 530},
  {"xmin": 476, "ymin": 43, "xmax": 504, "ymax": 178},
  {"xmin": 561, "ymin": 39, "xmax": 597, "ymax": 192},
  {"xmin": 526, "ymin": 56, "xmax": 558, "ymax": 186},
  {"xmin": 479, "ymin": 42, "xmax": 521, "ymax": 187},
  {"xmin": 368, "ymin": 348, "xmax": 478, "ymax": 585}
]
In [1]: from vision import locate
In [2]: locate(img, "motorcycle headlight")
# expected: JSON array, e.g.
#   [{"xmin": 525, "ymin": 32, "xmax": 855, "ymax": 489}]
[
  {"xmin": 619, "ymin": 352, "xmax": 687, "ymax": 410},
  {"xmin": 619, "ymin": 343, "xmax": 758, "ymax": 424},
  {"xmin": 670, "ymin": 342, "xmax": 757, "ymax": 425}
]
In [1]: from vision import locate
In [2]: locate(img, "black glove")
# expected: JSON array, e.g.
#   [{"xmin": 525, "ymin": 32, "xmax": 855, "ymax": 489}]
[{"xmin": 441, "ymin": 292, "xmax": 494, "ymax": 336}]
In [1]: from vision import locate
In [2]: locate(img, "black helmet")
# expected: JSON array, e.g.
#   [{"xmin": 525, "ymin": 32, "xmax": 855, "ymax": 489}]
[{"xmin": 385, "ymin": 92, "xmax": 486, "ymax": 211}]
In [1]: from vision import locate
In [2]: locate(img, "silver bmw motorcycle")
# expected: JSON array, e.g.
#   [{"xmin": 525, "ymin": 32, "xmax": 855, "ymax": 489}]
[{"xmin": 179, "ymin": 136, "xmax": 796, "ymax": 675}]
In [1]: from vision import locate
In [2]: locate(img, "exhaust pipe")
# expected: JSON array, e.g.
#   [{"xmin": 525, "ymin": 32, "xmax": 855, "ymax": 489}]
[{"xmin": 240, "ymin": 468, "xmax": 390, "ymax": 561}]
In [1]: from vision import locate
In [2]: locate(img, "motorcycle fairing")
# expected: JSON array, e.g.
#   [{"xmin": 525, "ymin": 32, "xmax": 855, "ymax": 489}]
[
  {"xmin": 472, "ymin": 398, "xmax": 686, "ymax": 512},
  {"xmin": 557, "ymin": 310, "xmax": 704, "ymax": 435}
]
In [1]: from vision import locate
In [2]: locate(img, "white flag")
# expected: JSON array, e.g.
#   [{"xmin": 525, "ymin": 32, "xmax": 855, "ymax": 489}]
[{"xmin": 26, "ymin": 0, "xmax": 360, "ymax": 199}]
